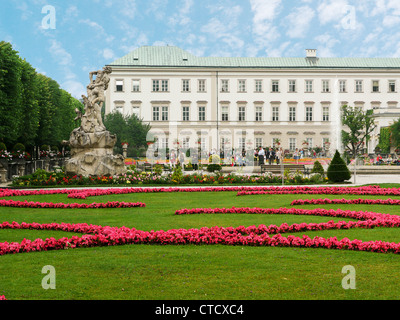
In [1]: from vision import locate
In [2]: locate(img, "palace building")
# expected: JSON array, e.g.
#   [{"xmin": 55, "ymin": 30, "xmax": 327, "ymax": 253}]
[{"xmin": 105, "ymin": 46, "xmax": 400, "ymax": 155}]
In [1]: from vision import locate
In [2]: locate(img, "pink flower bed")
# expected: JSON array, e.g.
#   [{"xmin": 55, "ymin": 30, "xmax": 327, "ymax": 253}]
[
  {"xmin": 1, "ymin": 205, "xmax": 400, "ymax": 258},
  {"xmin": 291, "ymin": 198, "xmax": 400, "ymax": 206},
  {"xmin": 0, "ymin": 199, "xmax": 145, "ymax": 209},
  {"xmin": 2, "ymin": 184, "xmax": 400, "ymax": 299},
  {"xmin": 236, "ymin": 185, "xmax": 400, "ymax": 196}
]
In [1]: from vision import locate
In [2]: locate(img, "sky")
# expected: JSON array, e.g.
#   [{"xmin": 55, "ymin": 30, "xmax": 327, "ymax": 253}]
[{"xmin": 1, "ymin": 0, "xmax": 400, "ymax": 99}]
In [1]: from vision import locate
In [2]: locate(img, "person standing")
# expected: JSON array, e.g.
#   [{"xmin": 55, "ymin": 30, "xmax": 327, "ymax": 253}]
[
  {"xmin": 276, "ymin": 147, "xmax": 283, "ymax": 165},
  {"xmin": 294, "ymin": 148, "xmax": 299, "ymax": 164},
  {"xmin": 258, "ymin": 147, "xmax": 265, "ymax": 166},
  {"xmin": 268, "ymin": 148, "xmax": 275, "ymax": 165}
]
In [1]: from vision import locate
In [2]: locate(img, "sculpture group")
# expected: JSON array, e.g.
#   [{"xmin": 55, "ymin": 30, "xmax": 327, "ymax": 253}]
[{"xmin": 65, "ymin": 66, "xmax": 126, "ymax": 177}]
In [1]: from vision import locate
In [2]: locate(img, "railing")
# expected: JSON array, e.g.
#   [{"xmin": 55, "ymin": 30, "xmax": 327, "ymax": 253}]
[{"xmin": 0, "ymin": 158, "xmax": 69, "ymax": 183}]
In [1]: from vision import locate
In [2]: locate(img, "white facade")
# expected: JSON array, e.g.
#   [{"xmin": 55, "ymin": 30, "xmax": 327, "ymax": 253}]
[{"xmin": 105, "ymin": 46, "xmax": 400, "ymax": 155}]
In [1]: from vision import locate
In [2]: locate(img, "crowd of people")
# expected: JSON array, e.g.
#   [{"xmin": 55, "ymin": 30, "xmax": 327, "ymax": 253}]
[
  {"xmin": 159, "ymin": 146, "xmax": 329, "ymax": 168},
  {"xmin": 375, "ymin": 153, "xmax": 400, "ymax": 165}
]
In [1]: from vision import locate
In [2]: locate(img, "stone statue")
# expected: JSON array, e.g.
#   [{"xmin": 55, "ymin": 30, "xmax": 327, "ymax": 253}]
[{"xmin": 65, "ymin": 66, "xmax": 126, "ymax": 177}]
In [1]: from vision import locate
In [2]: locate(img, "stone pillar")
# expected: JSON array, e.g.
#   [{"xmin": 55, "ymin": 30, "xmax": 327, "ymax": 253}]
[
  {"xmin": 44, "ymin": 158, "xmax": 50, "ymax": 172},
  {"xmin": 17, "ymin": 163, "xmax": 25, "ymax": 177},
  {"xmin": 0, "ymin": 166, "xmax": 7, "ymax": 183},
  {"xmin": 122, "ymin": 143, "xmax": 128, "ymax": 158}
]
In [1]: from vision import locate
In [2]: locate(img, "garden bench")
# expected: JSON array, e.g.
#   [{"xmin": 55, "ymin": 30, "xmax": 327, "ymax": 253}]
[
  {"xmin": 163, "ymin": 164, "xmax": 172, "ymax": 172},
  {"xmin": 143, "ymin": 163, "xmax": 153, "ymax": 172}
]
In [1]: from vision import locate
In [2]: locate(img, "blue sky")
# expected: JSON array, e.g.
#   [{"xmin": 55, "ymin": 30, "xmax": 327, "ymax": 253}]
[{"xmin": 1, "ymin": 0, "xmax": 400, "ymax": 98}]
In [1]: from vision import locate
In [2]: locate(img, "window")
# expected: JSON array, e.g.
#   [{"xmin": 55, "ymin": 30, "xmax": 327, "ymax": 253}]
[
  {"xmin": 255, "ymin": 106, "xmax": 263, "ymax": 121},
  {"xmin": 198, "ymin": 79, "xmax": 206, "ymax": 92},
  {"xmin": 238, "ymin": 137, "xmax": 245, "ymax": 151},
  {"xmin": 272, "ymin": 106, "xmax": 279, "ymax": 121},
  {"xmin": 289, "ymin": 106, "xmax": 296, "ymax": 122},
  {"xmin": 182, "ymin": 137, "xmax": 190, "ymax": 149},
  {"xmin": 255, "ymin": 80, "xmax": 263, "ymax": 92},
  {"xmin": 132, "ymin": 80, "xmax": 140, "ymax": 92},
  {"xmin": 289, "ymin": 138, "xmax": 296, "ymax": 151},
  {"xmin": 238, "ymin": 106, "xmax": 246, "ymax": 121},
  {"xmin": 322, "ymin": 106, "xmax": 330, "ymax": 122},
  {"xmin": 221, "ymin": 106, "xmax": 229, "ymax": 121},
  {"xmin": 132, "ymin": 106, "xmax": 140, "ymax": 118},
  {"xmin": 182, "ymin": 79, "xmax": 190, "ymax": 92},
  {"xmin": 339, "ymin": 80, "xmax": 346, "ymax": 93},
  {"xmin": 372, "ymin": 80, "xmax": 379, "ymax": 92},
  {"xmin": 152, "ymin": 80, "xmax": 159, "ymax": 92},
  {"xmin": 322, "ymin": 80, "xmax": 330, "ymax": 93},
  {"xmin": 160, "ymin": 138, "xmax": 169, "ymax": 150},
  {"xmin": 355, "ymin": 80, "xmax": 363, "ymax": 93},
  {"xmin": 152, "ymin": 106, "xmax": 160, "ymax": 121},
  {"xmin": 288, "ymin": 80, "xmax": 296, "ymax": 92},
  {"xmin": 221, "ymin": 80, "xmax": 229, "ymax": 92},
  {"xmin": 198, "ymin": 106, "xmax": 205, "ymax": 121},
  {"xmin": 238, "ymin": 80, "xmax": 246, "ymax": 92},
  {"xmin": 305, "ymin": 80, "xmax": 313, "ymax": 93},
  {"xmin": 255, "ymin": 138, "xmax": 263, "ymax": 148},
  {"xmin": 306, "ymin": 138, "xmax": 313, "ymax": 149},
  {"xmin": 272, "ymin": 80, "xmax": 279, "ymax": 92},
  {"xmin": 389, "ymin": 80, "xmax": 396, "ymax": 92},
  {"xmin": 200, "ymin": 137, "xmax": 206, "ymax": 151},
  {"xmin": 116, "ymin": 80, "xmax": 124, "ymax": 92},
  {"xmin": 152, "ymin": 80, "xmax": 169, "ymax": 92},
  {"xmin": 182, "ymin": 106, "xmax": 190, "ymax": 121},
  {"xmin": 306, "ymin": 106, "xmax": 313, "ymax": 121},
  {"xmin": 161, "ymin": 106, "xmax": 169, "ymax": 121}
]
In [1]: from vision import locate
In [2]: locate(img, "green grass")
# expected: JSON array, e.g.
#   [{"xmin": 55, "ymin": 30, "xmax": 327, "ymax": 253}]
[{"xmin": 1, "ymin": 186, "xmax": 400, "ymax": 300}]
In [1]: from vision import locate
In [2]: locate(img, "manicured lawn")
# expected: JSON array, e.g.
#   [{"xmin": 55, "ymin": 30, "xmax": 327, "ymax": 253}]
[{"xmin": 1, "ymin": 185, "xmax": 400, "ymax": 300}]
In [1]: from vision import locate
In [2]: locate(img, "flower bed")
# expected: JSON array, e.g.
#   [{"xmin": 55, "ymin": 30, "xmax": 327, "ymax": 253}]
[
  {"xmin": 0, "ymin": 199, "xmax": 145, "ymax": 209},
  {"xmin": 236, "ymin": 185, "xmax": 400, "ymax": 196},
  {"xmin": 1, "ymin": 205, "xmax": 400, "ymax": 256},
  {"xmin": 291, "ymin": 198, "xmax": 400, "ymax": 206},
  {"xmin": 12, "ymin": 170, "xmax": 326, "ymax": 187},
  {"xmin": 2, "ymin": 184, "xmax": 400, "ymax": 300}
]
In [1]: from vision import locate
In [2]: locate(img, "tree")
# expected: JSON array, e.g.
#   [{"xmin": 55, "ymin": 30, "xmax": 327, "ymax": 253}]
[
  {"xmin": 390, "ymin": 118, "xmax": 400, "ymax": 151},
  {"xmin": 327, "ymin": 150, "xmax": 351, "ymax": 182},
  {"xmin": 0, "ymin": 42, "xmax": 81, "ymax": 151},
  {"xmin": 311, "ymin": 160, "xmax": 325, "ymax": 176},
  {"xmin": 0, "ymin": 41, "xmax": 23, "ymax": 145},
  {"xmin": 341, "ymin": 105, "xmax": 376, "ymax": 157},
  {"xmin": 103, "ymin": 111, "xmax": 151, "ymax": 156},
  {"xmin": 377, "ymin": 127, "xmax": 391, "ymax": 154}
]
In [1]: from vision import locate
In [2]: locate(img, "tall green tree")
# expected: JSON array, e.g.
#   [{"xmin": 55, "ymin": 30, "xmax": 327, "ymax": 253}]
[
  {"xmin": 341, "ymin": 105, "xmax": 376, "ymax": 156},
  {"xmin": 390, "ymin": 118, "xmax": 400, "ymax": 151},
  {"xmin": 18, "ymin": 59, "xmax": 40, "ymax": 147},
  {"xmin": 0, "ymin": 41, "xmax": 23, "ymax": 145},
  {"xmin": 104, "ymin": 111, "xmax": 151, "ymax": 155}
]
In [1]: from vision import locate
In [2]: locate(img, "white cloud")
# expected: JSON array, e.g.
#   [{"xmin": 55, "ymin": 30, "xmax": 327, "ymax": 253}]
[
  {"xmin": 249, "ymin": 0, "xmax": 282, "ymax": 48},
  {"xmin": 285, "ymin": 6, "xmax": 315, "ymax": 38},
  {"xmin": 62, "ymin": 80, "xmax": 86, "ymax": 99},
  {"xmin": 102, "ymin": 48, "xmax": 115, "ymax": 61},
  {"xmin": 383, "ymin": 15, "xmax": 400, "ymax": 27},
  {"xmin": 49, "ymin": 40, "xmax": 73, "ymax": 66},
  {"xmin": 317, "ymin": 0, "xmax": 349, "ymax": 25},
  {"xmin": 314, "ymin": 33, "xmax": 340, "ymax": 57}
]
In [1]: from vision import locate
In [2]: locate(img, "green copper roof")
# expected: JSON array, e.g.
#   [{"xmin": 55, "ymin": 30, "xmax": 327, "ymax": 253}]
[{"xmin": 108, "ymin": 46, "xmax": 400, "ymax": 69}]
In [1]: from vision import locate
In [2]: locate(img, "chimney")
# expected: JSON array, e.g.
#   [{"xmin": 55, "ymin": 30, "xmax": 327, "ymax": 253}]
[{"xmin": 306, "ymin": 49, "xmax": 317, "ymax": 58}]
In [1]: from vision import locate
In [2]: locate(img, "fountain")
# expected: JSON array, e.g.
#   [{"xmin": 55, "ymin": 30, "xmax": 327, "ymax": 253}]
[{"xmin": 64, "ymin": 66, "xmax": 126, "ymax": 177}]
